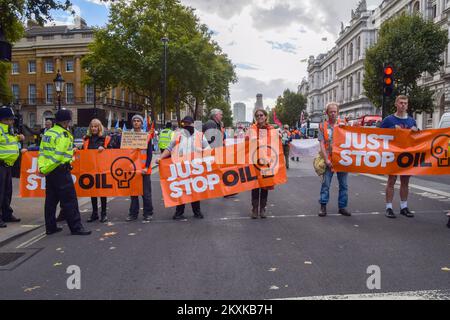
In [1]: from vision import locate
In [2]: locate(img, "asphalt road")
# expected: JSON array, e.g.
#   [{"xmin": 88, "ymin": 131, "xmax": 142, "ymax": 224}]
[{"xmin": 1, "ymin": 159, "xmax": 449, "ymax": 300}]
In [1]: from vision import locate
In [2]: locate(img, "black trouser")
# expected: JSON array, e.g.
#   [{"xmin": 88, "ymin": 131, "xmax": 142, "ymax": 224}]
[
  {"xmin": 0, "ymin": 165, "xmax": 14, "ymax": 222},
  {"xmin": 91, "ymin": 197, "xmax": 107, "ymax": 215},
  {"xmin": 45, "ymin": 166, "xmax": 83, "ymax": 233},
  {"xmin": 283, "ymin": 145, "xmax": 290, "ymax": 168},
  {"xmin": 252, "ymin": 188, "xmax": 268, "ymax": 209},
  {"xmin": 175, "ymin": 202, "xmax": 201, "ymax": 216},
  {"xmin": 130, "ymin": 174, "xmax": 153, "ymax": 217}
]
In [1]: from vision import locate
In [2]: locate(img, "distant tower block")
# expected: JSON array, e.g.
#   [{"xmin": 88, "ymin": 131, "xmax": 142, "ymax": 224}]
[{"xmin": 254, "ymin": 93, "xmax": 264, "ymax": 114}]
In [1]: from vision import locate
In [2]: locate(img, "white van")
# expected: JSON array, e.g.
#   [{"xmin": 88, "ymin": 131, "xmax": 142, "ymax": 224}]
[{"xmin": 439, "ymin": 112, "xmax": 450, "ymax": 128}]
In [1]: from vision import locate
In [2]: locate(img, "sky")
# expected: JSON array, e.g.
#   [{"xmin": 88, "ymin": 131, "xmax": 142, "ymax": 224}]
[{"xmin": 50, "ymin": 0, "xmax": 380, "ymax": 121}]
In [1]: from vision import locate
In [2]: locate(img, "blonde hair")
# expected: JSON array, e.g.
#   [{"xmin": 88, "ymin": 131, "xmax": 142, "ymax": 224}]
[
  {"xmin": 87, "ymin": 118, "xmax": 105, "ymax": 137},
  {"xmin": 254, "ymin": 109, "xmax": 269, "ymax": 125},
  {"xmin": 325, "ymin": 102, "xmax": 339, "ymax": 114},
  {"xmin": 395, "ymin": 95, "xmax": 409, "ymax": 104}
]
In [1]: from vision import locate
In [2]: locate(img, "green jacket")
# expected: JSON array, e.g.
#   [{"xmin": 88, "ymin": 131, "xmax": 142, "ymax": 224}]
[
  {"xmin": 38, "ymin": 124, "xmax": 74, "ymax": 175},
  {"xmin": 0, "ymin": 122, "xmax": 20, "ymax": 166}
]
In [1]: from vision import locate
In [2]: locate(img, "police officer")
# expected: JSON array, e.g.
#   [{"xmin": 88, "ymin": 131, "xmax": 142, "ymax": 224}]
[
  {"xmin": 0, "ymin": 106, "xmax": 24, "ymax": 228},
  {"xmin": 38, "ymin": 109, "xmax": 91, "ymax": 236},
  {"xmin": 158, "ymin": 122, "xmax": 174, "ymax": 153}
]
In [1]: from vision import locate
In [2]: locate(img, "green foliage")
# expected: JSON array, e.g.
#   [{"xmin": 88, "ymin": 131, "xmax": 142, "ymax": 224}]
[
  {"xmin": 0, "ymin": 61, "xmax": 12, "ymax": 104},
  {"xmin": 202, "ymin": 97, "xmax": 233, "ymax": 127},
  {"xmin": 364, "ymin": 13, "xmax": 449, "ymax": 114},
  {"xmin": 274, "ymin": 89, "xmax": 306, "ymax": 127},
  {"xmin": 82, "ymin": 0, "xmax": 236, "ymax": 119}
]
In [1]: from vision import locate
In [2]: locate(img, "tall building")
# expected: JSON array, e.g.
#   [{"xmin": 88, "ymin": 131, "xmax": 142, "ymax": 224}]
[
  {"xmin": 302, "ymin": 0, "xmax": 450, "ymax": 128},
  {"xmin": 254, "ymin": 93, "xmax": 264, "ymax": 113},
  {"xmin": 7, "ymin": 17, "xmax": 144, "ymax": 129},
  {"xmin": 233, "ymin": 102, "xmax": 246, "ymax": 124}
]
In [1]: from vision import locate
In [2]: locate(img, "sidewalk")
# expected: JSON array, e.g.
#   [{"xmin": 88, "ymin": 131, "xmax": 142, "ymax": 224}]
[{"xmin": 0, "ymin": 156, "xmax": 160, "ymax": 247}]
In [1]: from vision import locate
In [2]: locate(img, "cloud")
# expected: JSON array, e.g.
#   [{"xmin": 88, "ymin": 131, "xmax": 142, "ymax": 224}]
[
  {"xmin": 182, "ymin": 0, "xmax": 252, "ymax": 19},
  {"xmin": 235, "ymin": 63, "xmax": 260, "ymax": 70},
  {"xmin": 231, "ymin": 76, "xmax": 297, "ymax": 103},
  {"xmin": 46, "ymin": 4, "xmax": 81, "ymax": 26},
  {"xmin": 266, "ymin": 41, "xmax": 297, "ymax": 54},
  {"xmin": 84, "ymin": 0, "xmax": 109, "ymax": 6}
]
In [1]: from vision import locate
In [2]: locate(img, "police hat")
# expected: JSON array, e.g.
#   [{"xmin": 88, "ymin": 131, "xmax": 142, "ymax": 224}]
[
  {"xmin": 55, "ymin": 109, "xmax": 72, "ymax": 122},
  {"xmin": 0, "ymin": 106, "xmax": 16, "ymax": 120}
]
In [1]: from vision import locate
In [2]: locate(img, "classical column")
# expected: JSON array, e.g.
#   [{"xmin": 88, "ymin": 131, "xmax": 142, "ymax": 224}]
[{"xmin": 74, "ymin": 55, "xmax": 82, "ymax": 101}]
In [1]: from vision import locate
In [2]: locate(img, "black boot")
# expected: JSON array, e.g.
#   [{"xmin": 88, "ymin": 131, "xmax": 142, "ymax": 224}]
[
  {"xmin": 319, "ymin": 205, "xmax": 327, "ymax": 217},
  {"xmin": 100, "ymin": 212, "xmax": 108, "ymax": 223},
  {"xmin": 251, "ymin": 199, "xmax": 259, "ymax": 219},
  {"xmin": 87, "ymin": 212, "xmax": 99, "ymax": 223},
  {"xmin": 260, "ymin": 197, "xmax": 268, "ymax": 219},
  {"xmin": 0, "ymin": 220, "xmax": 6, "ymax": 228}
]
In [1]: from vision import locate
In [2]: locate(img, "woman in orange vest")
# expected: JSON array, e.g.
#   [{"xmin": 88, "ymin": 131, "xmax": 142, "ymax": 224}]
[
  {"xmin": 84, "ymin": 119, "xmax": 112, "ymax": 223},
  {"xmin": 249, "ymin": 109, "xmax": 275, "ymax": 219}
]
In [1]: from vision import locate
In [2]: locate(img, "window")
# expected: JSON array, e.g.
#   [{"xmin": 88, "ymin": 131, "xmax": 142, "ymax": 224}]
[
  {"xmin": 433, "ymin": 4, "xmax": 437, "ymax": 18},
  {"xmin": 171, "ymin": 112, "xmax": 177, "ymax": 121},
  {"xmin": 349, "ymin": 43, "xmax": 354, "ymax": 64},
  {"xmin": 46, "ymin": 84, "xmax": 53, "ymax": 104},
  {"xmin": 111, "ymin": 88, "xmax": 116, "ymax": 102},
  {"xmin": 28, "ymin": 85, "xmax": 36, "ymax": 104},
  {"xmin": 29, "ymin": 113, "xmax": 36, "ymax": 128},
  {"xmin": 43, "ymin": 35, "xmax": 54, "ymax": 40},
  {"xmin": 65, "ymin": 59, "xmax": 74, "ymax": 72},
  {"xmin": 11, "ymin": 62, "xmax": 19, "ymax": 74},
  {"xmin": 86, "ymin": 85, "xmax": 95, "ymax": 103},
  {"xmin": 27, "ymin": 37, "xmax": 36, "ymax": 42},
  {"xmin": 82, "ymin": 33, "xmax": 93, "ymax": 39},
  {"xmin": 121, "ymin": 89, "xmax": 125, "ymax": 106},
  {"xmin": 28, "ymin": 60, "xmax": 36, "ymax": 73},
  {"xmin": 121, "ymin": 112, "xmax": 126, "ymax": 120},
  {"xmin": 349, "ymin": 77, "xmax": 354, "ymax": 99},
  {"xmin": 66, "ymin": 83, "xmax": 74, "ymax": 104},
  {"xmin": 62, "ymin": 34, "xmax": 74, "ymax": 39},
  {"xmin": 45, "ymin": 60, "xmax": 54, "ymax": 73},
  {"xmin": 356, "ymin": 37, "xmax": 361, "ymax": 59},
  {"xmin": 413, "ymin": 1, "xmax": 420, "ymax": 13},
  {"xmin": 11, "ymin": 85, "xmax": 19, "ymax": 102}
]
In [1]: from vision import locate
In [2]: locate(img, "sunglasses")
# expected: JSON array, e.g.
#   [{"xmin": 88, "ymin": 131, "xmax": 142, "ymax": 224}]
[{"xmin": 255, "ymin": 114, "xmax": 265, "ymax": 118}]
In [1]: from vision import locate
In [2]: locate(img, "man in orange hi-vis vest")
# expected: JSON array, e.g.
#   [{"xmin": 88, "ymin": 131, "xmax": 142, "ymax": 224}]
[{"xmin": 318, "ymin": 102, "xmax": 351, "ymax": 218}]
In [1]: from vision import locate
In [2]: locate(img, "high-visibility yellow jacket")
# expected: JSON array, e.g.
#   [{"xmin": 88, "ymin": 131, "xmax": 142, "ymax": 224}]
[
  {"xmin": 38, "ymin": 124, "xmax": 74, "ymax": 175},
  {"xmin": 158, "ymin": 128, "xmax": 174, "ymax": 150},
  {"xmin": 0, "ymin": 122, "xmax": 20, "ymax": 167}
]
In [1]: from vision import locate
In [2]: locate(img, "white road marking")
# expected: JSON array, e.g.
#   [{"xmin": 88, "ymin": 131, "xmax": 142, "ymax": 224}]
[
  {"xmin": 276, "ymin": 289, "xmax": 450, "ymax": 300},
  {"xmin": 16, "ymin": 232, "xmax": 46, "ymax": 249}
]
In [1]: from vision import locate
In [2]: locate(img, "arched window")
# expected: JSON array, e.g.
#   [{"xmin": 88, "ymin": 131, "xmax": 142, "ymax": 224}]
[
  {"xmin": 356, "ymin": 37, "xmax": 361, "ymax": 59},
  {"xmin": 413, "ymin": 1, "xmax": 420, "ymax": 13},
  {"xmin": 349, "ymin": 43, "xmax": 354, "ymax": 63}
]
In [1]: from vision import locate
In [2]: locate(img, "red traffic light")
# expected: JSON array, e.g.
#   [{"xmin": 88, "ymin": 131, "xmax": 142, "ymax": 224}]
[
  {"xmin": 384, "ymin": 77, "xmax": 393, "ymax": 85},
  {"xmin": 384, "ymin": 66, "xmax": 393, "ymax": 75}
]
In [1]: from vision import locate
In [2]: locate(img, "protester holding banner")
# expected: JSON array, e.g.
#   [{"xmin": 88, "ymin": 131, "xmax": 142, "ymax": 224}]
[
  {"xmin": 83, "ymin": 119, "xmax": 112, "ymax": 223},
  {"xmin": 281, "ymin": 125, "xmax": 292, "ymax": 170},
  {"xmin": 318, "ymin": 102, "xmax": 351, "ymax": 218},
  {"xmin": 248, "ymin": 109, "xmax": 276, "ymax": 219},
  {"xmin": 127, "ymin": 114, "xmax": 154, "ymax": 222},
  {"xmin": 380, "ymin": 95, "xmax": 419, "ymax": 219},
  {"xmin": 0, "ymin": 107, "xmax": 24, "ymax": 228},
  {"xmin": 159, "ymin": 116, "xmax": 210, "ymax": 220},
  {"xmin": 203, "ymin": 109, "xmax": 224, "ymax": 149},
  {"xmin": 38, "ymin": 109, "xmax": 91, "ymax": 236}
]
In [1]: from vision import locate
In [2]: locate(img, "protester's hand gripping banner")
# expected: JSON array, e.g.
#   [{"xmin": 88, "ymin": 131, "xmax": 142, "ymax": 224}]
[
  {"xmin": 20, "ymin": 150, "xmax": 144, "ymax": 197},
  {"xmin": 332, "ymin": 126, "xmax": 450, "ymax": 175},
  {"xmin": 159, "ymin": 133, "xmax": 288, "ymax": 208}
]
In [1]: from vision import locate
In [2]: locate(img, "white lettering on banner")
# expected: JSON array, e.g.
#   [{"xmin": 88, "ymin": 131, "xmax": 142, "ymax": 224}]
[
  {"xmin": 340, "ymin": 133, "xmax": 395, "ymax": 150},
  {"xmin": 23, "ymin": 156, "xmax": 77, "ymax": 191},
  {"xmin": 170, "ymin": 175, "xmax": 220, "ymax": 198},
  {"xmin": 167, "ymin": 157, "xmax": 215, "ymax": 182},
  {"xmin": 338, "ymin": 133, "xmax": 396, "ymax": 168}
]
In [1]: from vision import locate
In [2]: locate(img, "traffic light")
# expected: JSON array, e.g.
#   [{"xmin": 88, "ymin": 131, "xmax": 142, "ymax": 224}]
[{"xmin": 383, "ymin": 65, "xmax": 394, "ymax": 97}]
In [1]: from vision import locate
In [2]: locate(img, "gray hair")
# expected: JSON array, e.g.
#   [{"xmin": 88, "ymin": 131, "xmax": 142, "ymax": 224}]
[{"xmin": 210, "ymin": 108, "xmax": 223, "ymax": 119}]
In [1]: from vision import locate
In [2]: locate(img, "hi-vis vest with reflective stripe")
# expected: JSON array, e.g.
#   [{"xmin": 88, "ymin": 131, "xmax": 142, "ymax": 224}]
[
  {"xmin": 158, "ymin": 128, "xmax": 174, "ymax": 149},
  {"xmin": 0, "ymin": 122, "xmax": 20, "ymax": 166},
  {"xmin": 38, "ymin": 124, "xmax": 74, "ymax": 175},
  {"xmin": 319, "ymin": 118, "xmax": 346, "ymax": 161}
]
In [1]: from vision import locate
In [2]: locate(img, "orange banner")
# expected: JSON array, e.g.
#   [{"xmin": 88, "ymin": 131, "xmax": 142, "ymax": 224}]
[
  {"xmin": 159, "ymin": 140, "xmax": 288, "ymax": 207},
  {"xmin": 332, "ymin": 126, "xmax": 450, "ymax": 175},
  {"xmin": 20, "ymin": 150, "xmax": 144, "ymax": 198}
]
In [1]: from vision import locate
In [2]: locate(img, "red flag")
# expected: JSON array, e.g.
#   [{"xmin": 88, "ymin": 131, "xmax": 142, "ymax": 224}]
[
  {"xmin": 273, "ymin": 110, "xmax": 283, "ymax": 127},
  {"xmin": 301, "ymin": 111, "xmax": 305, "ymax": 124}
]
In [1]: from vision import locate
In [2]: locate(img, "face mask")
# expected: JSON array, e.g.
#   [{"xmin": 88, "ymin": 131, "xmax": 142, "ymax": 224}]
[{"xmin": 183, "ymin": 126, "xmax": 195, "ymax": 136}]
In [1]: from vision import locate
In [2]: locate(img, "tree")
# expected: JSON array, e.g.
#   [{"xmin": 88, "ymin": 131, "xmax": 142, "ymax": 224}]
[
  {"xmin": 364, "ymin": 13, "xmax": 449, "ymax": 115},
  {"xmin": 202, "ymin": 97, "xmax": 233, "ymax": 127},
  {"xmin": 82, "ymin": 0, "xmax": 236, "ymax": 121},
  {"xmin": 273, "ymin": 89, "xmax": 306, "ymax": 127},
  {"xmin": 0, "ymin": 0, "xmax": 74, "ymax": 104}
]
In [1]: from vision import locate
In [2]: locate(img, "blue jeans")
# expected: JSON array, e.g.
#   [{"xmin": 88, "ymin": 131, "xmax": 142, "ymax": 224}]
[{"xmin": 319, "ymin": 167, "xmax": 348, "ymax": 209}]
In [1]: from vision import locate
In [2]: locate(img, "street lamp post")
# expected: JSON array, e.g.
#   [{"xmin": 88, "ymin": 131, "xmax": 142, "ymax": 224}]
[
  {"xmin": 161, "ymin": 36, "xmax": 169, "ymax": 128},
  {"xmin": 53, "ymin": 70, "xmax": 65, "ymax": 111}
]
